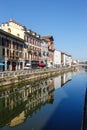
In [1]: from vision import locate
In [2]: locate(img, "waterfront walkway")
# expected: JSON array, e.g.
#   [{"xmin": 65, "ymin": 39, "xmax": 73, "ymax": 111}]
[
  {"xmin": 0, "ymin": 67, "xmax": 71, "ymax": 78},
  {"xmin": 0, "ymin": 67, "xmax": 74, "ymax": 87},
  {"xmin": 0, "ymin": 67, "xmax": 59, "ymax": 77}
]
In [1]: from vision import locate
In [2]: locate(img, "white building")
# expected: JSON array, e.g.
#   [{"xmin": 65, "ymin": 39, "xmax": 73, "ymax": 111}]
[
  {"xmin": 61, "ymin": 52, "xmax": 72, "ymax": 67},
  {"xmin": 41, "ymin": 39, "xmax": 48, "ymax": 65},
  {"xmin": 54, "ymin": 50, "xmax": 61, "ymax": 67},
  {"xmin": 61, "ymin": 72, "xmax": 72, "ymax": 85},
  {"xmin": 66, "ymin": 55, "xmax": 72, "ymax": 67},
  {"xmin": 54, "ymin": 75, "xmax": 61, "ymax": 90}
]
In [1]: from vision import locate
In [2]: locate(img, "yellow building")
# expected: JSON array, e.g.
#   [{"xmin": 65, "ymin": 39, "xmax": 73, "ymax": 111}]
[
  {"xmin": 0, "ymin": 19, "xmax": 25, "ymax": 39},
  {"xmin": 0, "ymin": 29, "xmax": 25, "ymax": 71},
  {"xmin": 0, "ymin": 19, "xmax": 42, "ymax": 66}
]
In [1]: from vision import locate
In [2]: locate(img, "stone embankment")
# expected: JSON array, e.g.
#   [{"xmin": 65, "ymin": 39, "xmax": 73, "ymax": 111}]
[{"xmin": 0, "ymin": 67, "xmax": 75, "ymax": 88}]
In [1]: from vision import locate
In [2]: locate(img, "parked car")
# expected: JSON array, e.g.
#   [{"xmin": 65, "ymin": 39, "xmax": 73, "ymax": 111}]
[
  {"xmin": 37, "ymin": 61, "xmax": 46, "ymax": 67},
  {"xmin": 24, "ymin": 63, "xmax": 31, "ymax": 70},
  {"xmin": 31, "ymin": 61, "xmax": 45, "ymax": 68},
  {"xmin": 31, "ymin": 61, "xmax": 39, "ymax": 68},
  {"xmin": 46, "ymin": 63, "xmax": 53, "ymax": 68}
]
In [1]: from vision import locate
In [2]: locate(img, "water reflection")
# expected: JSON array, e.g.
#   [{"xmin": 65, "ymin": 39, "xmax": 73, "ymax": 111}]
[
  {"xmin": 54, "ymin": 72, "xmax": 72, "ymax": 90},
  {"xmin": 85, "ymin": 68, "xmax": 87, "ymax": 72},
  {"xmin": 0, "ymin": 72, "xmax": 72, "ymax": 129},
  {"xmin": 0, "ymin": 78, "xmax": 55, "ymax": 128}
]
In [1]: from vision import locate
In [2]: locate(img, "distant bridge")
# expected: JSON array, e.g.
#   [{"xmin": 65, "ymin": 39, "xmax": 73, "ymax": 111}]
[
  {"xmin": 71, "ymin": 64, "xmax": 87, "ymax": 68},
  {"xmin": 79, "ymin": 64, "xmax": 87, "ymax": 67}
]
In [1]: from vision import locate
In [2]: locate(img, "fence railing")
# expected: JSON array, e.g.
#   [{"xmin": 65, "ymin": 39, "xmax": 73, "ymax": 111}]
[
  {"xmin": 0, "ymin": 66, "xmax": 73, "ymax": 78},
  {"xmin": 0, "ymin": 67, "xmax": 62, "ymax": 78}
]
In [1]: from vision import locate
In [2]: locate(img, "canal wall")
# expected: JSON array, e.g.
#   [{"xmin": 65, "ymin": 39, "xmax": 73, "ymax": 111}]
[{"xmin": 0, "ymin": 67, "xmax": 75, "ymax": 88}]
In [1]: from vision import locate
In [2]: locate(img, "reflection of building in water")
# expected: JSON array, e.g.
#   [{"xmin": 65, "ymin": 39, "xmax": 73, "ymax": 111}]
[
  {"xmin": 61, "ymin": 72, "xmax": 72, "ymax": 86},
  {"xmin": 85, "ymin": 68, "xmax": 87, "ymax": 72},
  {"xmin": 25, "ymin": 78, "xmax": 54, "ymax": 118},
  {"xmin": 0, "ymin": 78, "xmax": 54, "ymax": 128},
  {"xmin": 54, "ymin": 75, "xmax": 61, "ymax": 90},
  {"xmin": 0, "ymin": 86, "xmax": 26, "ymax": 128},
  {"xmin": 54, "ymin": 72, "xmax": 72, "ymax": 90},
  {"xmin": 47, "ymin": 78, "xmax": 54, "ymax": 93},
  {"xmin": 8, "ymin": 111, "xmax": 25, "ymax": 127},
  {"xmin": 48, "ymin": 91, "xmax": 54, "ymax": 104}
]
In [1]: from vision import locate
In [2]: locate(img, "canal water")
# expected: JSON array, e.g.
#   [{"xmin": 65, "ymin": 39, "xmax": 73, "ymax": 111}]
[{"xmin": 0, "ymin": 68, "xmax": 87, "ymax": 130}]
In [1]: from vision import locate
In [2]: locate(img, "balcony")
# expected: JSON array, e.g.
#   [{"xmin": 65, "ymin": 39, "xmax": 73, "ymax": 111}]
[{"xmin": 10, "ymin": 54, "xmax": 19, "ymax": 60}]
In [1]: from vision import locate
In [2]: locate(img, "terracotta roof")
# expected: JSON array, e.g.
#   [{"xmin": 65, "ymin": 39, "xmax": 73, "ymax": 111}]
[{"xmin": 42, "ymin": 36, "xmax": 54, "ymax": 41}]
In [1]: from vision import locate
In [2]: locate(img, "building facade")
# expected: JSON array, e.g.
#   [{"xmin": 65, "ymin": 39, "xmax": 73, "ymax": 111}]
[
  {"xmin": 42, "ymin": 36, "xmax": 55, "ymax": 67},
  {"xmin": 54, "ymin": 50, "xmax": 61, "ymax": 67},
  {"xmin": 0, "ymin": 29, "xmax": 25, "ymax": 71},
  {"xmin": 0, "ymin": 19, "xmax": 73, "ymax": 71},
  {"xmin": 61, "ymin": 52, "xmax": 72, "ymax": 67},
  {"xmin": 0, "ymin": 19, "xmax": 25, "ymax": 39},
  {"xmin": 41, "ymin": 38, "xmax": 48, "ymax": 65},
  {"xmin": 24, "ymin": 30, "xmax": 42, "ymax": 64}
]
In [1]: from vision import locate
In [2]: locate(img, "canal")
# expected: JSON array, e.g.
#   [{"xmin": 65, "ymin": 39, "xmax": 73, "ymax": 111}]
[{"xmin": 0, "ymin": 68, "xmax": 87, "ymax": 130}]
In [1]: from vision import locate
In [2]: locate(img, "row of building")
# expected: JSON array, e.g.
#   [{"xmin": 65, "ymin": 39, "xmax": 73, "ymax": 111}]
[{"xmin": 0, "ymin": 19, "xmax": 74, "ymax": 71}]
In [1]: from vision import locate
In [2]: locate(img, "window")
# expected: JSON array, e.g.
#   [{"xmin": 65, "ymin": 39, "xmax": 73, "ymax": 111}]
[
  {"xmin": 28, "ymin": 37, "xmax": 31, "ymax": 43},
  {"xmin": 2, "ymin": 48, "xmax": 5, "ymax": 56},
  {"xmin": 8, "ymin": 28, "xmax": 11, "ymax": 33},
  {"xmin": 2, "ymin": 38, "xmax": 5, "ymax": 46},
  {"xmin": 17, "ymin": 33, "xmax": 20, "ymax": 37},
  {"xmin": 24, "ymin": 36, "xmax": 28, "ymax": 42},
  {"xmin": 7, "ymin": 49, "xmax": 9, "ymax": 57}
]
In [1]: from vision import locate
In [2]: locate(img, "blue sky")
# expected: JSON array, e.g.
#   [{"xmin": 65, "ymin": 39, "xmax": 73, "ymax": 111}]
[{"xmin": 0, "ymin": 0, "xmax": 87, "ymax": 61}]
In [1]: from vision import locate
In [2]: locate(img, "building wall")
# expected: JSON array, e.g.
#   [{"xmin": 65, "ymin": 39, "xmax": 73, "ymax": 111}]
[
  {"xmin": 0, "ymin": 19, "xmax": 25, "ymax": 39},
  {"xmin": 54, "ymin": 50, "xmax": 61, "ymax": 67},
  {"xmin": 0, "ymin": 30, "xmax": 25, "ymax": 71},
  {"xmin": 24, "ymin": 31, "xmax": 41, "ymax": 63},
  {"xmin": 64, "ymin": 54, "xmax": 72, "ymax": 67},
  {"xmin": 0, "ymin": 19, "xmax": 73, "ymax": 71},
  {"xmin": 0, "ymin": 37, "xmax": 2, "ymax": 57},
  {"xmin": 0, "ymin": 33, "xmax": 5, "ymax": 71},
  {"xmin": 42, "ymin": 36, "xmax": 55, "ymax": 66},
  {"xmin": 61, "ymin": 52, "xmax": 72, "ymax": 67},
  {"xmin": 66, "ymin": 55, "xmax": 72, "ymax": 67},
  {"xmin": 41, "ymin": 39, "xmax": 48, "ymax": 64}
]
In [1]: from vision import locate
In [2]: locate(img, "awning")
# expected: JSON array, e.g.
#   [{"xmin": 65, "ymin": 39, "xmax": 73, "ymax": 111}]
[{"xmin": 0, "ymin": 63, "xmax": 4, "ymax": 66}]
